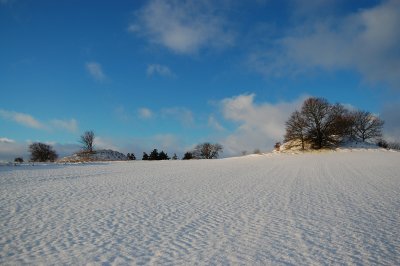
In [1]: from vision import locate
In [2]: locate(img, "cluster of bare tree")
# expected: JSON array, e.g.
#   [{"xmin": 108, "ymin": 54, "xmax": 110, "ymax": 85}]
[
  {"xmin": 284, "ymin": 97, "xmax": 385, "ymax": 150},
  {"xmin": 26, "ymin": 131, "xmax": 95, "ymax": 163}
]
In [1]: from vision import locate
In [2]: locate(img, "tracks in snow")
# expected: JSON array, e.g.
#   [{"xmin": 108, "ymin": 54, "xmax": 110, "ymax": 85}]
[{"xmin": 1, "ymin": 151, "xmax": 399, "ymax": 265}]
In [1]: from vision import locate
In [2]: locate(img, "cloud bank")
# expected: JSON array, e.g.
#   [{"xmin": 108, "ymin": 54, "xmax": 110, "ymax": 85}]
[
  {"xmin": 381, "ymin": 103, "xmax": 400, "ymax": 143},
  {"xmin": 218, "ymin": 94, "xmax": 305, "ymax": 155},
  {"xmin": 0, "ymin": 137, "xmax": 15, "ymax": 143},
  {"xmin": 0, "ymin": 140, "xmax": 81, "ymax": 162},
  {"xmin": 249, "ymin": 0, "xmax": 400, "ymax": 87},
  {"xmin": 0, "ymin": 109, "xmax": 44, "ymax": 129},
  {"xmin": 0, "ymin": 109, "xmax": 78, "ymax": 132}
]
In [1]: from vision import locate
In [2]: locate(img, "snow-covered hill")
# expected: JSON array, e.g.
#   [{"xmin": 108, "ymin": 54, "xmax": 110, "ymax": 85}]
[
  {"xmin": 278, "ymin": 140, "xmax": 383, "ymax": 154},
  {"xmin": 58, "ymin": 149, "xmax": 127, "ymax": 163},
  {"xmin": 1, "ymin": 150, "xmax": 399, "ymax": 265}
]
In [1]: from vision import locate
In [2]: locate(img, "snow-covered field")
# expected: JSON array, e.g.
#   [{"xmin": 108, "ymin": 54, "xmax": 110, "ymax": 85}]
[{"xmin": 1, "ymin": 150, "xmax": 399, "ymax": 265}]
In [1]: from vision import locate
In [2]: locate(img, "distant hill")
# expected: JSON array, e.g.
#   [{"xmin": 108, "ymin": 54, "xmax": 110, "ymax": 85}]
[{"xmin": 58, "ymin": 149, "xmax": 127, "ymax": 163}]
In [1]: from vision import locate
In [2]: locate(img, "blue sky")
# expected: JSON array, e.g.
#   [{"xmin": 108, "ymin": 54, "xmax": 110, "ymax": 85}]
[{"xmin": 1, "ymin": 0, "xmax": 400, "ymax": 160}]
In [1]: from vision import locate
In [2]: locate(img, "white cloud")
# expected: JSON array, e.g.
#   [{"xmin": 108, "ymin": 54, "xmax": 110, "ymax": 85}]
[
  {"xmin": 153, "ymin": 134, "xmax": 183, "ymax": 152},
  {"xmin": 85, "ymin": 61, "xmax": 106, "ymax": 81},
  {"xmin": 0, "ymin": 137, "xmax": 15, "ymax": 143},
  {"xmin": 161, "ymin": 107, "xmax": 194, "ymax": 126},
  {"xmin": 0, "ymin": 140, "xmax": 82, "ymax": 162},
  {"xmin": 147, "ymin": 64, "xmax": 175, "ymax": 77},
  {"xmin": 381, "ymin": 103, "xmax": 400, "ymax": 143},
  {"xmin": 0, "ymin": 141, "xmax": 27, "ymax": 162},
  {"xmin": 0, "ymin": 109, "xmax": 44, "ymax": 129},
  {"xmin": 138, "ymin": 108, "xmax": 153, "ymax": 119},
  {"xmin": 249, "ymin": 0, "xmax": 400, "ymax": 87},
  {"xmin": 51, "ymin": 119, "xmax": 78, "ymax": 133},
  {"xmin": 219, "ymin": 94, "xmax": 306, "ymax": 156},
  {"xmin": 93, "ymin": 137, "xmax": 120, "ymax": 151},
  {"xmin": 0, "ymin": 109, "xmax": 79, "ymax": 133},
  {"xmin": 130, "ymin": 0, "xmax": 234, "ymax": 54},
  {"xmin": 55, "ymin": 143, "xmax": 81, "ymax": 156},
  {"xmin": 208, "ymin": 115, "xmax": 225, "ymax": 131}
]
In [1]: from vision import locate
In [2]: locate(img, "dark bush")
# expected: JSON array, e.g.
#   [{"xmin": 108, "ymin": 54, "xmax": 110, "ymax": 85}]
[
  {"xmin": 182, "ymin": 152, "xmax": 194, "ymax": 160},
  {"xmin": 29, "ymin": 142, "xmax": 58, "ymax": 162},
  {"xmin": 14, "ymin": 157, "xmax": 24, "ymax": 163},
  {"xmin": 127, "ymin": 153, "xmax": 136, "ymax": 160},
  {"xmin": 158, "ymin": 151, "xmax": 170, "ymax": 160}
]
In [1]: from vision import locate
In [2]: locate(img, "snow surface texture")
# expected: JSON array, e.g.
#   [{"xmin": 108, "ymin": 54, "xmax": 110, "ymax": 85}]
[{"xmin": 1, "ymin": 150, "xmax": 399, "ymax": 265}]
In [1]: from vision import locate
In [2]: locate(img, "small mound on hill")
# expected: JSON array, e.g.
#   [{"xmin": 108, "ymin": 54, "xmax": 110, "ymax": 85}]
[
  {"xmin": 58, "ymin": 149, "xmax": 127, "ymax": 163},
  {"xmin": 277, "ymin": 140, "xmax": 381, "ymax": 154}
]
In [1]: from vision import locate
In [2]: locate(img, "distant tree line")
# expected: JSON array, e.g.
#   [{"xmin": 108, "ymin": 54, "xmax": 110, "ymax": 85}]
[
  {"xmin": 284, "ymin": 97, "xmax": 385, "ymax": 150},
  {"xmin": 23, "ymin": 138, "xmax": 224, "ymax": 163},
  {"xmin": 142, "ymin": 149, "xmax": 171, "ymax": 160},
  {"xmin": 139, "ymin": 143, "xmax": 223, "ymax": 161},
  {"xmin": 21, "ymin": 102, "xmax": 396, "ymax": 164},
  {"xmin": 127, "ymin": 153, "xmax": 136, "ymax": 160},
  {"xmin": 182, "ymin": 142, "xmax": 223, "ymax": 160}
]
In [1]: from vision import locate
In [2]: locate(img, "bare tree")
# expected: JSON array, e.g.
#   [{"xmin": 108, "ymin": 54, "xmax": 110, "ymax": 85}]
[
  {"xmin": 193, "ymin": 142, "xmax": 223, "ymax": 159},
  {"xmin": 353, "ymin": 110, "xmax": 384, "ymax": 142},
  {"xmin": 284, "ymin": 98, "xmax": 352, "ymax": 150},
  {"xmin": 284, "ymin": 110, "xmax": 307, "ymax": 150},
  {"xmin": 301, "ymin": 98, "xmax": 330, "ymax": 149},
  {"xmin": 301, "ymin": 98, "xmax": 348, "ymax": 149},
  {"xmin": 29, "ymin": 142, "xmax": 58, "ymax": 162},
  {"xmin": 336, "ymin": 110, "xmax": 357, "ymax": 141},
  {"xmin": 80, "ymin": 130, "xmax": 95, "ymax": 152}
]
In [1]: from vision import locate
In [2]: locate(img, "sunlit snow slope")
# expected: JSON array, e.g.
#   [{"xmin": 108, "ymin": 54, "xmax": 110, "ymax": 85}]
[{"xmin": 1, "ymin": 150, "xmax": 399, "ymax": 265}]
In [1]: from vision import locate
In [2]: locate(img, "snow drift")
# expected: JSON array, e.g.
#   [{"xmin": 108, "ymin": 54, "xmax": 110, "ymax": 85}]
[
  {"xmin": 1, "ymin": 150, "xmax": 399, "ymax": 265},
  {"xmin": 58, "ymin": 149, "xmax": 127, "ymax": 163}
]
